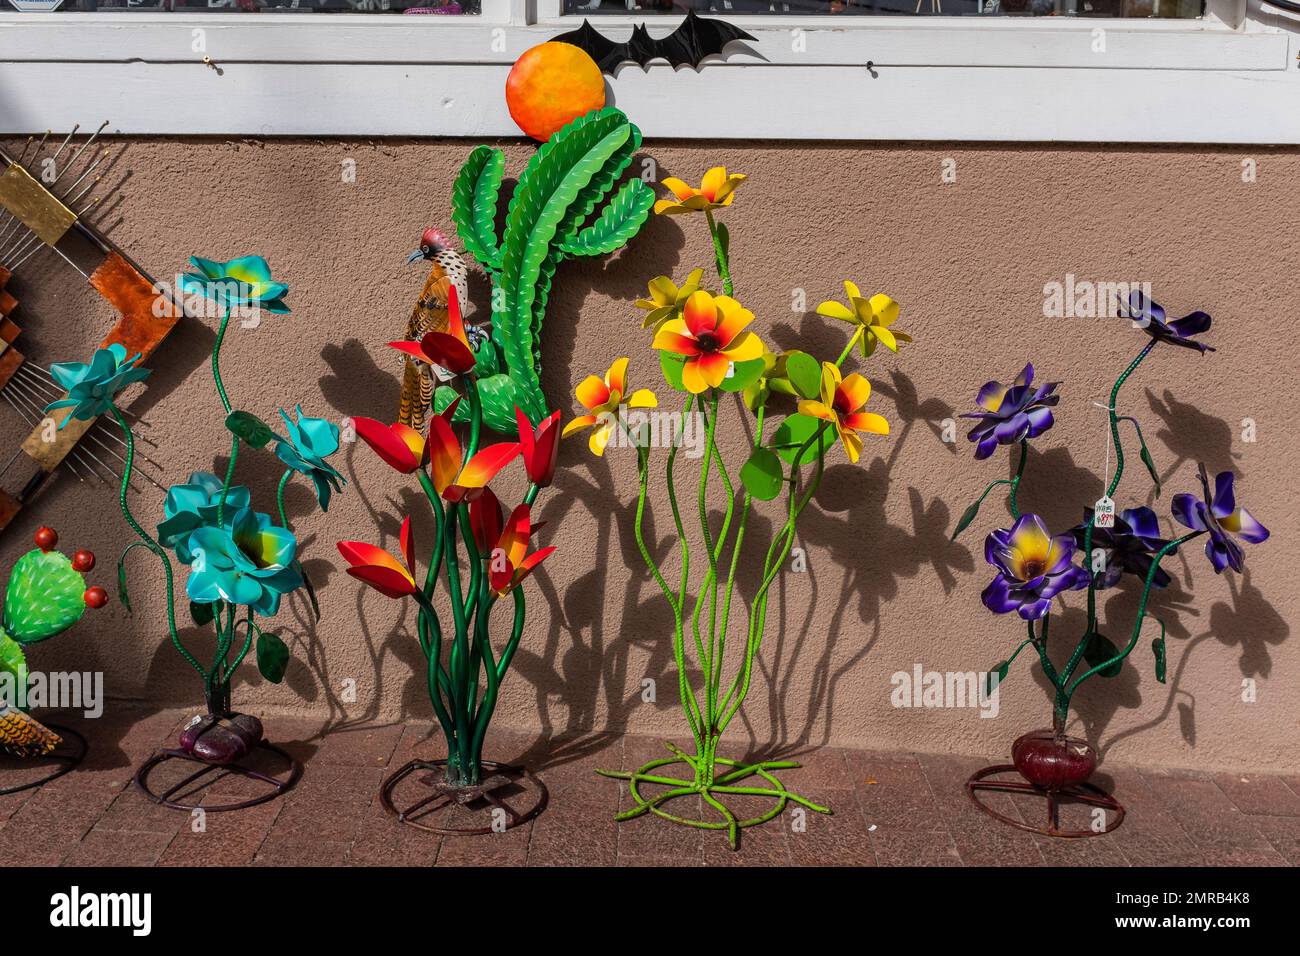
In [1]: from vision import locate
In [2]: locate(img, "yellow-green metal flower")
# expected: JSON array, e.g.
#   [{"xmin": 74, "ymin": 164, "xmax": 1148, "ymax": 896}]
[
  {"xmin": 815, "ymin": 282, "xmax": 911, "ymax": 359},
  {"xmin": 635, "ymin": 268, "xmax": 704, "ymax": 333}
]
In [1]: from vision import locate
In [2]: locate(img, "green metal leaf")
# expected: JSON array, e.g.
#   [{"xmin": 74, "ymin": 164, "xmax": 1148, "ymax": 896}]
[
  {"xmin": 951, "ymin": 500, "xmax": 982, "ymax": 541},
  {"xmin": 771, "ymin": 413, "xmax": 834, "ymax": 466},
  {"xmin": 740, "ymin": 447, "xmax": 784, "ymax": 501},
  {"xmin": 659, "ymin": 352, "xmax": 687, "ymax": 392},
  {"xmin": 718, "ymin": 357, "xmax": 766, "ymax": 393},
  {"xmin": 1084, "ymin": 632, "xmax": 1124, "ymax": 678},
  {"xmin": 256, "ymin": 630, "xmax": 290, "ymax": 684},
  {"xmin": 558, "ymin": 178, "xmax": 653, "ymax": 257},
  {"xmin": 1140, "ymin": 445, "xmax": 1162, "ymax": 497},
  {"xmin": 225, "ymin": 410, "xmax": 274, "ymax": 449},
  {"xmin": 1149, "ymin": 614, "xmax": 1167, "ymax": 684},
  {"xmin": 190, "ymin": 601, "xmax": 215, "ymax": 627},
  {"xmin": 986, "ymin": 660, "xmax": 1010, "ymax": 697},
  {"xmin": 3, "ymin": 548, "xmax": 86, "ymax": 645},
  {"xmin": 784, "ymin": 351, "xmax": 821, "ymax": 400},
  {"xmin": 716, "ymin": 220, "xmax": 730, "ymax": 260},
  {"xmin": 451, "ymin": 145, "xmax": 505, "ymax": 276},
  {"xmin": 115, "ymin": 541, "xmax": 150, "ymax": 616}
]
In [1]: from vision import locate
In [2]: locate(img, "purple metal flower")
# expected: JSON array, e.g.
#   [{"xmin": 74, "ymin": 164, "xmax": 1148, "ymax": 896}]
[
  {"xmin": 961, "ymin": 363, "xmax": 1060, "ymax": 460},
  {"xmin": 982, "ymin": 514, "xmax": 1089, "ymax": 620},
  {"xmin": 1070, "ymin": 506, "xmax": 1175, "ymax": 589},
  {"xmin": 1172, "ymin": 466, "xmax": 1269, "ymax": 573},
  {"xmin": 1118, "ymin": 291, "xmax": 1215, "ymax": 353}
]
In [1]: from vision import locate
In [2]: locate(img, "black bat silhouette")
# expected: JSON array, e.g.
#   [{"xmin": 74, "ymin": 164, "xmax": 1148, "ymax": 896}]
[{"xmin": 551, "ymin": 11, "xmax": 757, "ymax": 74}]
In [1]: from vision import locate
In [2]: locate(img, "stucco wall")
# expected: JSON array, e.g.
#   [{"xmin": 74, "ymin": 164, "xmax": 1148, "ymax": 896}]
[{"xmin": 3, "ymin": 138, "xmax": 1296, "ymax": 773}]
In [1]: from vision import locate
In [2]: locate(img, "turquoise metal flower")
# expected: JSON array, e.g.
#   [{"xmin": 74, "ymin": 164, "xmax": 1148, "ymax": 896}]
[
  {"xmin": 275, "ymin": 406, "xmax": 345, "ymax": 511},
  {"xmin": 156, "ymin": 471, "xmax": 253, "ymax": 563},
  {"xmin": 180, "ymin": 255, "xmax": 290, "ymax": 314},
  {"xmin": 185, "ymin": 507, "xmax": 302, "ymax": 617},
  {"xmin": 44, "ymin": 344, "xmax": 151, "ymax": 427}
]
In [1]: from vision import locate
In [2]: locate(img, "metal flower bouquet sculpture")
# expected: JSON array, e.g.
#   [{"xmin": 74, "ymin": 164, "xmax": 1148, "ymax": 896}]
[
  {"xmin": 952, "ymin": 292, "xmax": 1269, "ymax": 837},
  {"xmin": 339, "ymin": 285, "xmax": 559, "ymax": 834},
  {"xmin": 0, "ymin": 525, "xmax": 105, "ymax": 789},
  {"xmin": 575, "ymin": 168, "xmax": 911, "ymax": 848},
  {"xmin": 45, "ymin": 256, "xmax": 344, "ymax": 808}
]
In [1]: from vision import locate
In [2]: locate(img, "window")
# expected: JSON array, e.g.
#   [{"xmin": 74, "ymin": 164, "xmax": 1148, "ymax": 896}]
[
  {"xmin": 2, "ymin": 0, "xmax": 1296, "ymax": 143},
  {"xmin": 560, "ymin": 0, "xmax": 1204, "ymax": 17},
  {"xmin": 42, "ymin": 0, "xmax": 479, "ymax": 12}
]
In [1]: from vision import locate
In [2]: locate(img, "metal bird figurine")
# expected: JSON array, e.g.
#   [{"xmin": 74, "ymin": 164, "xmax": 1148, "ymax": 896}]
[{"xmin": 397, "ymin": 228, "xmax": 469, "ymax": 433}]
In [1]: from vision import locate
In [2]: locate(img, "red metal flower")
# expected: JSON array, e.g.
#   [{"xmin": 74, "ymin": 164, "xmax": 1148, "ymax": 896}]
[
  {"xmin": 337, "ymin": 515, "xmax": 418, "ymax": 599},
  {"xmin": 516, "ymin": 406, "xmax": 561, "ymax": 488},
  {"xmin": 389, "ymin": 285, "xmax": 476, "ymax": 374}
]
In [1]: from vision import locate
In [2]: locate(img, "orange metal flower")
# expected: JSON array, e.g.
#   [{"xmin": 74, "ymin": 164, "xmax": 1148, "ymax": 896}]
[
  {"xmin": 797, "ymin": 362, "xmax": 889, "ymax": 464},
  {"xmin": 654, "ymin": 167, "xmax": 747, "ymax": 216},
  {"xmin": 427, "ymin": 407, "xmax": 520, "ymax": 502},
  {"xmin": 484, "ymin": 502, "xmax": 556, "ymax": 597},
  {"xmin": 652, "ymin": 290, "xmax": 764, "ymax": 393},
  {"xmin": 563, "ymin": 357, "xmax": 657, "ymax": 456}
]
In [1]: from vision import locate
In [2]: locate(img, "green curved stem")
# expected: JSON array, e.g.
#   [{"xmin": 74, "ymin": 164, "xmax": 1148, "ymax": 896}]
[
  {"xmin": 109, "ymin": 405, "xmax": 205, "ymax": 680},
  {"xmin": 705, "ymin": 210, "xmax": 732, "ymax": 296},
  {"xmin": 631, "ymin": 395, "xmax": 704, "ymax": 748},
  {"xmin": 1063, "ymin": 531, "xmax": 1201, "ymax": 706},
  {"xmin": 718, "ymin": 421, "xmax": 829, "ymax": 731},
  {"xmin": 223, "ymin": 607, "xmax": 257, "ymax": 681},
  {"xmin": 1008, "ymin": 440, "xmax": 1028, "ymax": 520},
  {"xmin": 834, "ymin": 326, "xmax": 865, "ymax": 368},
  {"xmin": 275, "ymin": 468, "xmax": 293, "ymax": 530},
  {"xmin": 1074, "ymin": 340, "xmax": 1157, "ymax": 678}
]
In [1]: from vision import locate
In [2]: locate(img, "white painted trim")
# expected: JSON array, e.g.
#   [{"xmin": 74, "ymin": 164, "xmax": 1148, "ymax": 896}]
[{"xmin": 0, "ymin": 2, "xmax": 1297, "ymax": 142}]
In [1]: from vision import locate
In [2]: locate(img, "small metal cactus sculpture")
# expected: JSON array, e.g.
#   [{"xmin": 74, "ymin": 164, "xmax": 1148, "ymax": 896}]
[
  {"xmin": 0, "ymin": 526, "xmax": 104, "ymax": 757},
  {"xmin": 444, "ymin": 106, "xmax": 654, "ymax": 432}
]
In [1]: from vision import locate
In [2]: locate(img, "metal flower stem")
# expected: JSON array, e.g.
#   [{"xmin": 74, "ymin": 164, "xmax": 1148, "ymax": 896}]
[
  {"xmin": 108, "ymin": 404, "xmax": 206, "ymax": 682},
  {"xmin": 404, "ymin": 379, "xmax": 532, "ymax": 789},
  {"xmin": 211, "ymin": 301, "xmax": 240, "ymax": 528}
]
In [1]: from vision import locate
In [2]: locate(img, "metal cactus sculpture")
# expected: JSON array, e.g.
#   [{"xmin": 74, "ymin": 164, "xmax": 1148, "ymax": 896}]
[
  {"xmin": 0, "ymin": 526, "xmax": 105, "ymax": 757},
  {"xmin": 442, "ymin": 106, "xmax": 654, "ymax": 433}
]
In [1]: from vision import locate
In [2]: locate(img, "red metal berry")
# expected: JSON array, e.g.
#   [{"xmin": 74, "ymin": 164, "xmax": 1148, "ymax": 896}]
[
  {"xmin": 34, "ymin": 526, "xmax": 57, "ymax": 551},
  {"xmin": 83, "ymin": 586, "xmax": 108, "ymax": 609},
  {"xmin": 72, "ymin": 549, "xmax": 96, "ymax": 572}
]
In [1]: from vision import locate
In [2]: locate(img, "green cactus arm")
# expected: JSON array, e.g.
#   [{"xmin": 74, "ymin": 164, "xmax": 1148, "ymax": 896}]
[
  {"xmin": 0, "ymin": 632, "xmax": 28, "ymax": 696},
  {"xmin": 558, "ymin": 178, "xmax": 655, "ymax": 257},
  {"xmin": 497, "ymin": 109, "xmax": 635, "ymax": 388},
  {"xmin": 549, "ymin": 112, "xmax": 643, "ymax": 256},
  {"xmin": 452, "ymin": 145, "xmax": 506, "ymax": 276},
  {"xmin": 2, "ymin": 549, "xmax": 86, "ymax": 645}
]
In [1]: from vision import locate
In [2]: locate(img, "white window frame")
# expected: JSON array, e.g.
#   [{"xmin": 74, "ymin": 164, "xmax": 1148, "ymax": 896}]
[{"xmin": 0, "ymin": 0, "xmax": 1297, "ymax": 141}]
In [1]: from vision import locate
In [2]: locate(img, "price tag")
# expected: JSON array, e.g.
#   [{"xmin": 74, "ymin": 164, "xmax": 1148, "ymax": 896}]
[
  {"xmin": 724, "ymin": 362, "xmax": 736, "ymax": 379},
  {"xmin": 1093, "ymin": 495, "xmax": 1116, "ymax": 529},
  {"xmin": 432, "ymin": 363, "xmax": 457, "ymax": 384}
]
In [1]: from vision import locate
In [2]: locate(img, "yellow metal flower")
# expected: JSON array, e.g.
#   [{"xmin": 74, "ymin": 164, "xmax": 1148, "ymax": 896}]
[
  {"xmin": 654, "ymin": 167, "xmax": 747, "ymax": 216},
  {"xmin": 797, "ymin": 362, "xmax": 889, "ymax": 464},
  {"xmin": 562, "ymin": 357, "xmax": 658, "ymax": 456},
  {"xmin": 635, "ymin": 268, "xmax": 705, "ymax": 333},
  {"xmin": 815, "ymin": 282, "xmax": 911, "ymax": 359}
]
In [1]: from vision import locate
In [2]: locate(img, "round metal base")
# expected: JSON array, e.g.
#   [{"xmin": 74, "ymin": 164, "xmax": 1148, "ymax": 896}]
[
  {"xmin": 967, "ymin": 763, "xmax": 1125, "ymax": 838},
  {"xmin": 380, "ymin": 758, "xmax": 548, "ymax": 835},
  {"xmin": 597, "ymin": 745, "xmax": 832, "ymax": 850},
  {"xmin": 134, "ymin": 741, "xmax": 301, "ymax": 812},
  {"xmin": 0, "ymin": 723, "xmax": 87, "ymax": 796}
]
